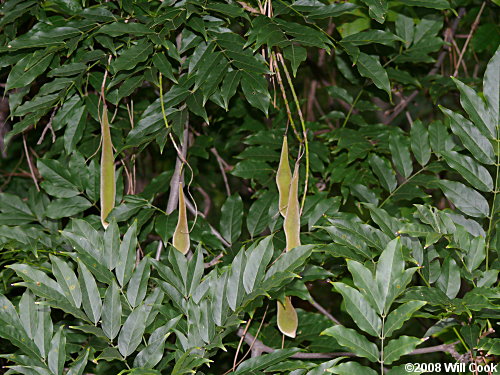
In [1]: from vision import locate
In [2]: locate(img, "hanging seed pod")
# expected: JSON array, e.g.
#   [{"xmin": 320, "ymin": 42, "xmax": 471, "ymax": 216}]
[
  {"xmin": 277, "ymin": 296, "xmax": 298, "ymax": 338},
  {"xmin": 100, "ymin": 104, "xmax": 115, "ymax": 229},
  {"xmin": 276, "ymin": 136, "xmax": 292, "ymax": 217},
  {"xmin": 173, "ymin": 183, "xmax": 190, "ymax": 254},
  {"xmin": 284, "ymin": 163, "xmax": 300, "ymax": 252}
]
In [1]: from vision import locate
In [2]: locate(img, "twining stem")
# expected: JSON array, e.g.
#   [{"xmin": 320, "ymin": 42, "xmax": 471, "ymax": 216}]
[{"xmin": 159, "ymin": 73, "xmax": 169, "ymax": 129}]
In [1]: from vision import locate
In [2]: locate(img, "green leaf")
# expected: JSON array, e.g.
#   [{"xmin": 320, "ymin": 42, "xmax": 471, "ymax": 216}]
[
  {"xmin": 265, "ymin": 245, "xmax": 314, "ymax": 281},
  {"xmin": 438, "ymin": 180, "xmax": 489, "ymax": 218},
  {"xmin": 328, "ymin": 362, "xmax": 378, "ymax": 375},
  {"xmin": 369, "ymin": 154, "xmax": 397, "ymax": 192},
  {"xmin": 343, "ymin": 30, "xmax": 401, "ymax": 46},
  {"xmin": 436, "ymin": 257, "xmax": 461, "ymax": 299},
  {"xmin": 111, "ymin": 40, "xmax": 153, "ymax": 74},
  {"xmin": 186, "ymin": 247, "xmax": 204, "ymax": 298},
  {"xmin": 37, "ymin": 159, "xmax": 80, "ymax": 198},
  {"xmin": 452, "ymin": 77, "xmax": 495, "ymax": 139},
  {"xmin": 102, "ymin": 281, "xmax": 122, "ymax": 340},
  {"xmin": 118, "ymin": 303, "xmax": 148, "ymax": 357},
  {"xmin": 234, "ymin": 349, "xmax": 300, "ymax": 374},
  {"xmin": 220, "ymin": 194, "xmax": 243, "ymax": 244},
  {"xmin": 6, "ymin": 50, "xmax": 53, "ymax": 90},
  {"xmin": 241, "ymin": 71, "xmax": 270, "ymax": 115},
  {"xmin": 465, "ymin": 236, "xmax": 486, "ymax": 272},
  {"xmin": 384, "ymin": 301, "xmax": 426, "ymax": 337},
  {"xmin": 321, "ymin": 325, "xmax": 379, "ymax": 361},
  {"xmin": 226, "ymin": 249, "xmax": 246, "ymax": 311},
  {"xmin": 359, "ymin": 0, "xmax": 387, "ymax": 23},
  {"xmin": 35, "ymin": 305, "xmax": 52, "ymax": 359},
  {"xmin": 104, "ymin": 218, "xmax": 120, "ymax": 271},
  {"xmin": 116, "ymin": 222, "xmax": 137, "ymax": 287},
  {"xmin": 48, "ymin": 326, "xmax": 66, "ymax": 375},
  {"xmin": 355, "ymin": 53, "xmax": 390, "ymax": 96},
  {"xmin": 460, "ymin": 325, "xmax": 480, "ymax": 350},
  {"xmin": 389, "ymin": 134, "xmax": 413, "ymax": 178},
  {"xmin": 376, "ymin": 238, "xmax": 405, "ymax": 314},
  {"xmin": 152, "ymin": 53, "xmax": 177, "ymax": 83},
  {"xmin": 50, "ymin": 255, "xmax": 82, "ymax": 308},
  {"xmin": 441, "ymin": 151, "xmax": 493, "ymax": 192},
  {"xmin": 19, "ymin": 291, "xmax": 38, "ymax": 339},
  {"xmin": 7, "ymin": 26, "xmax": 81, "ymax": 50},
  {"xmin": 402, "ymin": 0, "xmax": 450, "ymax": 8},
  {"xmin": 243, "ymin": 236, "xmax": 274, "ymax": 294},
  {"xmin": 247, "ymin": 191, "xmax": 274, "ymax": 238},
  {"xmin": 283, "ymin": 44, "xmax": 307, "ymax": 77},
  {"xmin": 333, "ymin": 282, "xmax": 381, "ymax": 337},
  {"xmin": 440, "ymin": 106, "xmax": 495, "ymax": 165},
  {"xmin": 66, "ymin": 348, "xmax": 90, "ymax": 375},
  {"xmin": 429, "ymin": 120, "xmax": 452, "ymax": 154},
  {"xmin": 384, "ymin": 336, "xmax": 422, "ymax": 364},
  {"xmin": 77, "ymin": 259, "xmax": 102, "ymax": 324},
  {"xmin": 483, "ymin": 46, "xmax": 499, "ymax": 125},
  {"xmin": 127, "ymin": 257, "xmax": 150, "ymax": 307},
  {"xmin": 46, "ymin": 196, "xmax": 92, "ymax": 219},
  {"xmin": 220, "ymin": 70, "xmax": 241, "ymax": 110},
  {"xmin": 346, "ymin": 260, "xmax": 383, "ymax": 314}
]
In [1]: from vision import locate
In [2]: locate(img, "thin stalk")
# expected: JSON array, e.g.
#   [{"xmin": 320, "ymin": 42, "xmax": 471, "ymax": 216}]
[
  {"xmin": 379, "ymin": 166, "xmax": 427, "ymax": 208},
  {"xmin": 380, "ymin": 315, "xmax": 385, "ymax": 375},
  {"xmin": 485, "ymin": 135, "xmax": 499, "ymax": 271},
  {"xmin": 341, "ymin": 89, "xmax": 363, "ymax": 128},
  {"xmin": 159, "ymin": 73, "xmax": 169, "ymax": 129}
]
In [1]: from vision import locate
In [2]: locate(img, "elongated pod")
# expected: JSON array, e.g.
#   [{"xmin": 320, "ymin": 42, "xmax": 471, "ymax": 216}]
[
  {"xmin": 277, "ymin": 296, "xmax": 298, "ymax": 338},
  {"xmin": 173, "ymin": 183, "xmax": 190, "ymax": 254},
  {"xmin": 100, "ymin": 104, "xmax": 115, "ymax": 229},
  {"xmin": 276, "ymin": 136, "xmax": 292, "ymax": 217},
  {"xmin": 283, "ymin": 163, "xmax": 300, "ymax": 252}
]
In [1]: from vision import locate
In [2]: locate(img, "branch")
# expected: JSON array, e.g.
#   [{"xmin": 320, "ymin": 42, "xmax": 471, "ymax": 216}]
[
  {"xmin": 211, "ymin": 147, "xmax": 231, "ymax": 197},
  {"xmin": 309, "ymin": 297, "xmax": 341, "ymax": 325},
  {"xmin": 236, "ymin": 329, "xmax": 463, "ymax": 360},
  {"xmin": 384, "ymin": 7, "xmax": 466, "ymax": 124}
]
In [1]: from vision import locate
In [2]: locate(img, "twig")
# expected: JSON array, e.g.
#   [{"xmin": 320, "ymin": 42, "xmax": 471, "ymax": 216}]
[
  {"xmin": 384, "ymin": 7, "xmax": 466, "ymax": 124},
  {"xmin": 22, "ymin": 134, "xmax": 39, "ymax": 191},
  {"xmin": 233, "ymin": 318, "xmax": 253, "ymax": 371},
  {"xmin": 211, "ymin": 147, "xmax": 231, "ymax": 197},
  {"xmin": 195, "ymin": 186, "xmax": 211, "ymax": 217},
  {"xmin": 309, "ymin": 297, "xmax": 341, "ymax": 325},
  {"xmin": 204, "ymin": 252, "xmax": 223, "ymax": 268},
  {"xmin": 238, "ymin": 1, "xmax": 260, "ymax": 13},
  {"xmin": 236, "ymin": 329, "xmax": 463, "ymax": 360},
  {"xmin": 453, "ymin": 2, "xmax": 486, "ymax": 77},
  {"xmin": 37, "ymin": 107, "xmax": 57, "ymax": 145}
]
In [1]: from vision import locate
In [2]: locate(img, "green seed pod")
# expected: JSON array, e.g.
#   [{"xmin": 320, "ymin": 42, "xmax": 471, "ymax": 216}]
[
  {"xmin": 100, "ymin": 104, "xmax": 115, "ymax": 229},
  {"xmin": 276, "ymin": 136, "xmax": 292, "ymax": 217},
  {"xmin": 173, "ymin": 183, "xmax": 190, "ymax": 254},
  {"xmin": 284, "ymin": 163, "xmax": 300, "ymax": 252},
  {"xmin": 277, "ymin": 296, "xmax": 298, "ymax": 338}
]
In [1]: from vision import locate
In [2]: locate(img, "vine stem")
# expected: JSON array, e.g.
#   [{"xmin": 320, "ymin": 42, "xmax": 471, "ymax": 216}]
[
  {"xmin": 380, "ymin": 316, "xmax": 385, "ymax": 375},
  {"xmin": 379, "ymin": 166, "xmax": 426, "ymax": 208},
  {"xmin": 277, "ymin": 53, "xmax": 309, "ymax": 211},
  {"xmin": 341, "ymin": 89, "xmax": 362, "ymax": 128}
]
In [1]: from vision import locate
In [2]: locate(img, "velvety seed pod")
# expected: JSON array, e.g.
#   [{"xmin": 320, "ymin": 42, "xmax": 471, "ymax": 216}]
[
  {"xmin": 276, "ymin": 136, "xmax": 292, "ymax": 217},
  {"xmin": 173, "ymin": 183, "xmax": 190, "ymax": 254},
  {"xmin": 100, "ymin": 105, "xmax": 115, "ymax": 229},
  {"xmin": 277, "ymin": 296, "xmax": 298, "ymax": 338}
]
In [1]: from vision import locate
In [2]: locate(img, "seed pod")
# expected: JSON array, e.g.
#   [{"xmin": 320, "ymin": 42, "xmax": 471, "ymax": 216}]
[
  {"xmin": 283, "ymin": 163, "xmax": 300, "ymax": 252},
  {"xmin": 276, "ymin": 136, "xmax": 292, "ymax": 217},
  {"xmin": 173, "ymin": 183, "xmax": 190, "ymax": 254},
  {"xmin": 277, "ymin": 296, "xmax": 298, "ymax": 338},
  {"xmin": 100, "ymin": 104, "xmax": 115, "ymax": 229}
]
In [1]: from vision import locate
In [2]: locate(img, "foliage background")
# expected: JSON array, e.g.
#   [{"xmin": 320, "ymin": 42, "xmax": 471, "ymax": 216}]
[{"xmin": 0, "ymin": 0, "xmax": 499, "ymax": 374}]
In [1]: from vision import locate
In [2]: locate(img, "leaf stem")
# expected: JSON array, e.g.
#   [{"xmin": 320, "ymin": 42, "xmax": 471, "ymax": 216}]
[
  {"xmin": 379, "ymin": 166, "xmax": 426, "ymax": 208},
  {"xmin": 341, "ymin": 89, "xmax": 362, "ymax": 128},
  {"xmin": 485, "ymin": 133, "xmax": 499, "ymax": 271}
]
